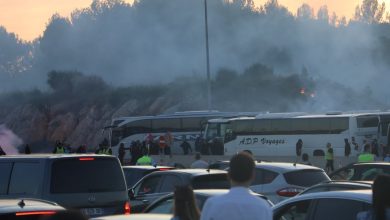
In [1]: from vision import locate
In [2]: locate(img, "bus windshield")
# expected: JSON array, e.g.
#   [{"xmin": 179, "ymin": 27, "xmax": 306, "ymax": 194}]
[{"xmin": 206, "ymin": 123, "xmax": 219, "ymax": 140}]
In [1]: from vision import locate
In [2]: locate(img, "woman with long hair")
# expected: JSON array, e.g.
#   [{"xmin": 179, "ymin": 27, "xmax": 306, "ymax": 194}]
[
  {"xmin": 358, "ymin": 174, "xmax": 390, "ymax": 220},
  {"xmin": 372, "ymin": 174, "xmax": 390, "ymax": 220},
  {"xmin": 172, "ymin": 185, "xmax": 200, "ymax": 220}
]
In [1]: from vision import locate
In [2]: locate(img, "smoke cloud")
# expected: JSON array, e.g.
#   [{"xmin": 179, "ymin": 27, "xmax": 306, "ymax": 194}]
[
  {"xmin": 0, "ymin": 124, "xmax": 23, "ymax": 154},
  {"xmin": 0, "ymin": 0, "xmax": 389, "ymax": 111}
]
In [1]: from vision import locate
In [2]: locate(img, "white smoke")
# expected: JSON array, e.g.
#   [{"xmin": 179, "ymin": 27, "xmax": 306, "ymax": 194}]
[{"xmin": 0, "ymin": 124, "xmax": 23, "ymax": 155}]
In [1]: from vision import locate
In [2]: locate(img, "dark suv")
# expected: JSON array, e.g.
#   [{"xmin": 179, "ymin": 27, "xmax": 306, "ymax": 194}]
[
  {"xmin": 0, "ymin": 155, "xmax": 129, "ymax": 217},
  {"xmin": 129, "ymin": 169, "xmax": 230, "ymax": 213}
]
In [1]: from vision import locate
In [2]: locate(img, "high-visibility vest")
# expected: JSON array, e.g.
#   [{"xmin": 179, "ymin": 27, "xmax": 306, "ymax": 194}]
[
  {"xmin": 159, "ymin": 136, "xmax": 166, "ymax": 149},
  {"xmin": 137, "ymin": 156, "xmax": 152, "ymax": 165},
  {"xmin": 358, "ymin": 153, "xmax": 375, "ymax": 163},
  {"xmin": 325, "ymin": 149, "xmax": 334, "ymax": 160},
  {"xmin": 98, "ymin": 148, "xmax": 111, "ymax": 155},
  {"xmin": 55, "ymin": 146, "xmax": 65, "ymax": 154}
]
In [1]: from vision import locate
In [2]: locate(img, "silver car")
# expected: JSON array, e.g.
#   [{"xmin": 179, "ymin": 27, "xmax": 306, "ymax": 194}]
[
  {"xmin": 249, "ymin": 162, "xmax": 330, "ymax": 203},
  {"xmin": 273, "ymin": 190, "xmax": 372, "ymax": 220}
]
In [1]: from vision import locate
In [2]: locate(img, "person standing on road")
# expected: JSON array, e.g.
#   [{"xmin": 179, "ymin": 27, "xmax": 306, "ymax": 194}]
[
  {"xmin": 136, "ymin": 148, "xmax": 154, "ymax": 166},
  {"xmin": 325, "ymin": 142, "xmax": 334, "ymax": 173},
  {"xmin": 384, "ymin": 154, "xmax": 390, "ymax": 162},
  {"xmin": 180, "ymin": 139, "xmax": 193, "ymax": 155},
  {"xmin": 296, "ymin": 139, "xmax": 303, "ymax": 156},
  {"xmin": 165, "ymin": 131, "xmax": 173, "ymax": 158},
  {"xmin": 0, "ymin": 146, "xmax": 6, "ymax": 156},
  {"xmin": 158, "ymin": 135, "xmax": 167, "ymax": 155},
  {"xmin": 200, "ymin": 152, "xmax": 272, "ymax": 220},
  {"xmin": 302, "ymin": 153, "xmax": 311, "ymax": 165},
  {"xmin": 358, "ymin": 144, "xmax": 375, "ymax": 163},
  {"xmin": 24, "ymin": 144, "xmax": 31, "ymax": 154},
  {"xmin": 53, "ymin": 141, "xmax": 65, "ymax": 154},
  {"xmin": 172, "ymin": 185, "xmax": 200, "ymax": 220},
  {"xmin": 118, "ymin": 143, "xmax": 126, "ymax": 165},
  {"xmin": 190, "ymin": 152, "xmax": 209, "ymax": 169},
  {"xmin": 344, "ymin": 138, "xmax": 351, "ymax": 157},
  {"xmin": 96, "ymin": 143, "xmax": 112, "ymax": 155},
  {"xmin": 76, "ymin": 144, "xmax": 87, "ymax": 153}
]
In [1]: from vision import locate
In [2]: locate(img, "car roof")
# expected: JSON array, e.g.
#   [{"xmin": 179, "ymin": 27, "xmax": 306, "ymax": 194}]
[
  {"xmin": 329, "ymin": 162, "xmax": 390, "ymax": 176},
  {"xmin": 274, "ymin": 190, "xmax": 372, "ymax": 209},
  {"xmin": 255, "ymin": 162, "xmax": 324, "ymax": 173},
  {"xmin": 148, "ymin": 189, "xmax": 230, "ymax": 200},
  {"xmin": 320, "ymin": 180, "xmax": 373, "ymax": 186},
  {"xmin": 210, "ymin": 160, "xmax": 229, "ymax": 164},
  {"xmin": 0, "ymin": 154, "xmax": 114, "ymax": 159},
  {"xmin": 193, "ymin": 189, "xmax": 230, "ymax": 196},
  {"xmin": 0, "ymin": 199, "xmax": 65, "ymax": 214},
  {"xmin": 300, "ymin": 180, "xmax": 373, "ymax": 195},
  {"xmin": 91, "ymin": 214, "xmax": 172, "ymax": 220},
  {"xmin": 122, "ymin": 165, "xmax": 174, "ymax": 170},
  {"xmin": 152, "ymin": 169, "xmax": 227, "ymax": 176},
  {"xmin": 351, "ymin": 162, "xmax": 390, "ymax": 166}
]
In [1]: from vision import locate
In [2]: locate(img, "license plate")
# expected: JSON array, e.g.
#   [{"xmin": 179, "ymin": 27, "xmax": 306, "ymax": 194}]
[{"xmin": 81, "ymin": 208, "xmax": 104, "ymax": 216}]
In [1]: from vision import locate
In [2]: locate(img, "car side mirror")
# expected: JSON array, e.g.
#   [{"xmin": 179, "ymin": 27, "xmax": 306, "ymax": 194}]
[{"xmin": 128, "ymin": 188, "xmax": 135, "ymax": 199}]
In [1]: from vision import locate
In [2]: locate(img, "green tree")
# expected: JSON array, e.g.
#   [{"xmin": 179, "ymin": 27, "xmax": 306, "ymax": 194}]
[
  {"xmin": 47, "ymin": 70, "xmax": 81, "ymax": 92},
  {"xmin": 354, "ymin": 0, "xmax": 386, "ymax": 23},
  {"xmin": 297, "ymin": 3, "xmax": 314, "ymax": 20},
  {"xmin": 317, "ymin": 5, "xmax": 329, "ymax": 23}
]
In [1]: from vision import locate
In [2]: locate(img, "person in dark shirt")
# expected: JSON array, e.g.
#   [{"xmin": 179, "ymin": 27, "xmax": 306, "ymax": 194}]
[
  {"xmin": 76, "ymin": 145, "xmax": 87, "ymax": 153},
  {"xmin": 180, "ymin": 140, "xmax": 193, "ymax": 155},
  {"xmin": 24, "ymin": 144, "xmax": 31, "ymax": 154},
  {"xmin": 118, "ymin": 143, "xmax": 126, "ymax": 165},
  {"xmin": 0, "ymin": 146, "xmax": 6, "ymax": 155}
]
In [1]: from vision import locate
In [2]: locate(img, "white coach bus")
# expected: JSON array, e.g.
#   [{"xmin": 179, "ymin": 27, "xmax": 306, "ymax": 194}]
[
  {"xmin": 204, "ymin": 111, "xmax": 388, "ymax": 157},
  {"xmin": 107, "ymin": 111, "xmax": 260, "ymax": 161}
]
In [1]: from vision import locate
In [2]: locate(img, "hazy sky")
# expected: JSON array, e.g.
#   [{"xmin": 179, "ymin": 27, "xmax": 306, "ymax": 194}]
[{"xmin": 0, "ymin": 0, "xmax": 387, "ymax": 41}]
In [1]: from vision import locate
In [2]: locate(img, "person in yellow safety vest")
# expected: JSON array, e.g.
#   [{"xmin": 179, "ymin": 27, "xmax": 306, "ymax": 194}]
[
  {"xmin": 53, "ymin": 141, "xmax": 65, "ymax": 154},
  {"xmin": 96, "ymin": 138, "xmax": 111, "ymax": 154},
  {"xmin": 98, "ymin": 147, "xmax": 112, "ymax": 155},
  {"xmin": 95, "ymin": 143, "xmax": 112, "ymax": 155},
  {"xmin": 358, "ymin": 144, "xmax": 375, "ymax": 163},
  {"xmin": 325, "ymin": 142, "xmax": 334, "ymax": 173},
  {"xmin": 136, "ymin": 148, "xmax": 154, "ymax": 166}
]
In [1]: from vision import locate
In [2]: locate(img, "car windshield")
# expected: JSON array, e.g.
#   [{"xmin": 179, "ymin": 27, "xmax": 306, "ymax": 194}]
[
  {"xmin": 50, "ymin": 158, "xmax": 126, "ymax": 193},
  {"xmin": 124, "ymin": 169, "xmax": 149, "ymax": 187},
  {"xmin": 284, "ymin": 170, "xmax": 330, "ymax": 187}
]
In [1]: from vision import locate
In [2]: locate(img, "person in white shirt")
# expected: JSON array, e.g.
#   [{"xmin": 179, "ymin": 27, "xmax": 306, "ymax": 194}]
[
  {"xmin": 190, "ymin": 152, "xmax": 209, "ymax": 169},
  {"xmin": 200, "ymin": 152, "xmax": 272, "ymax": 220}
]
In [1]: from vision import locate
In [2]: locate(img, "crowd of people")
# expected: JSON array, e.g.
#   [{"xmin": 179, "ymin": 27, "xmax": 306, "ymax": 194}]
[{"xmin": 295, "ymin": 137, "xmax": 390, "ymax": 174}]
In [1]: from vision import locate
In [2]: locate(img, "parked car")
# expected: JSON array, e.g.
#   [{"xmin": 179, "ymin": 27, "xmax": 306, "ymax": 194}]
[
  {"xmin": 122, "ymin": 166, "xmax": 175, "ymax": 188},
  {"xmin": 329, "ymin": 162, "xmax": 390, "ymax": 181},
  {"xmin": 249, "ymin": 162, "xmax": 330, "ymax": 204},
  {"xmin": 0, "ymin": 198, "xmax": 65, "ymax": 219},
  {"xmin": 273, "ymin": 190, "xmax": 372, "ymax": 220},
  {"xmin": 128, "ymin": 169, "xmax": 230, "ymax": 213},
  {"xmin": 144, "ymin": 189, "xmax": 273, "ymax": 214},
  {"xmin": 299, "ymin": 180, "xmax": 372, "ymax": 195},
  {"xmin": 91, "ymin": 214, "xmax": 172, "ymax": 220},
  {"xmin": 0, "ymin": 154, "xmax": 129, "ymax": 218},
  {"xmin": 208, "ymin": 160, "xmax": 229, "ymax": 170}
]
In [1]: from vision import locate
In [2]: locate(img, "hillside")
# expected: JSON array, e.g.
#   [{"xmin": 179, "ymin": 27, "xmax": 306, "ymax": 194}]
[{"xmin": 0, "ymin": 63, "xmax": 384, "ymax": 152}]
